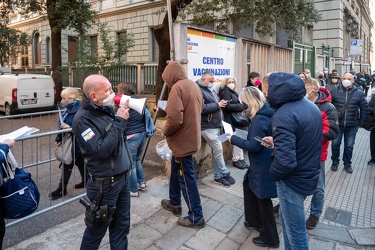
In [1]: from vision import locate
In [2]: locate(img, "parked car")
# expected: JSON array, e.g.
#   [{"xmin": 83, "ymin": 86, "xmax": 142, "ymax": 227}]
[{"xmin": 0, "ymin": 74, "xmax": 56, "ymax": 116}]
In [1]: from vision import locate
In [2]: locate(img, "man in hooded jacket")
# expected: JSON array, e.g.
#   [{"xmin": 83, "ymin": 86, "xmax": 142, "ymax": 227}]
[
  {"xmin": 305, "ymin": 79, "xmax": 339, "ymax": 229},
  {"xmin": 160, "ymin": 61, "xmax": 205, "ymax": 228},
  {"xmin": 265, "ymin": 73, "xmax": 322, "ymax": 250}
]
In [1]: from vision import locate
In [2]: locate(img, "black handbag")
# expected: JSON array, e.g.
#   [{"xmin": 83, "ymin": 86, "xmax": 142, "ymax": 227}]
[
  {"xmin": 363, "ymin": 113, "xmax": 375, "ymax": 131},
  {"xmin": 230, "ymin": 112, "xmax": 249, "ymax": 126}
]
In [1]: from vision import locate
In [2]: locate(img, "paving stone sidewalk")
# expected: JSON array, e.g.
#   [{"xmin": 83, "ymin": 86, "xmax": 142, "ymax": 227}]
[{"xmin": 6, "ymin": 128, "xmax": 375, "ymax": 250}]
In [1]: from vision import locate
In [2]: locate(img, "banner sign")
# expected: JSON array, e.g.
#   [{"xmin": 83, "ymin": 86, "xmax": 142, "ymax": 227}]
[
  {"xmin": 350, "ymin": 39, "xmax": 363, "ymax": 56},
  {"xmin": 187, "ymin": 29, "xmax": 236, "ymax": 81}
]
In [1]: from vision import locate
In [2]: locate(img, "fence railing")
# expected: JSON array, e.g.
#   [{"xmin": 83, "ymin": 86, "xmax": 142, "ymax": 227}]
[{"xmin": 12, "ymin": 63, "xmax": 158, "ymax": 95}]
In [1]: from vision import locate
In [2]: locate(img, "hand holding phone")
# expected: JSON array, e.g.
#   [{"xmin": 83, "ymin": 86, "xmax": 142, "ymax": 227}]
[{"xmin": 254, "ymin": 136, "xmax": 273, "ymax": 148}]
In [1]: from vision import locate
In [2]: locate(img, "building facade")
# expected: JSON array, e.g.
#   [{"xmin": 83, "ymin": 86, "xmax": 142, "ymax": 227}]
[
  {"xmin": 311, "ymin": 0, "xmax": 373, "ymax": 74},
  {"xmin": 7, "ymin": 0, "xmax": 374, "ymax": 77}
]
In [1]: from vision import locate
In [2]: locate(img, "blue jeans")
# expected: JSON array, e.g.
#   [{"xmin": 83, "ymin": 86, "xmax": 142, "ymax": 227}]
[
  {"xmin": 277, "ymin": 180, "xmax": 308, "ymax": 250},
  {"xmin": 169, "ymin": 155, "xmax": 203, "ymax": 223},
  {"xmin": 310, "ymin": 161, "xmax": 325, "ymax": 217},
  {"xmin": 81, "ymin": 174, "xmax": 130, "ymax": 250},
  {"xmin": 331, "ymin": 126, "xmax": 359, "ymax": 166},
  {"xmin": 127, "ymin": 132, "xmax": 146, "ymax": 192},
  {"xmin": 201, "ymin": 128, "xmax": 229, "ymax": 179}
]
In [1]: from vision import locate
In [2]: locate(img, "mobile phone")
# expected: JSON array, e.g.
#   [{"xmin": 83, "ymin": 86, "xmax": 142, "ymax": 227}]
[{"xmin": 254, "ymin": 136, "xmax": 272, "ymax": 147}]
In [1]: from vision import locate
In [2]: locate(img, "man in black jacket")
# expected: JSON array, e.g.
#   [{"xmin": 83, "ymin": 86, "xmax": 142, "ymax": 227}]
[
  {"xmin": 73, "ymin": 74, "xmax": 132, "ymax": 250},
  {"xmin": 330, "ymin": 73, "xmax": 368, "ymax": 173}
]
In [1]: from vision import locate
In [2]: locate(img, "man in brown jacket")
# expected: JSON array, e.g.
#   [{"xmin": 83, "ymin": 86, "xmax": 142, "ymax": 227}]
[{"xmin": 160, "ymin": 61, "xmax": 205, "ymax": 228}]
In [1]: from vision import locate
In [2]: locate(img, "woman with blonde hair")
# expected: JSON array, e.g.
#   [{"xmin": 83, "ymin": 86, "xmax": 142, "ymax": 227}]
[
  {"xmin": 228, "ymin": 86, "xmax": 279, "ymax": 248},
  {"xmin": 219, "ymin": 76, "xmax": 249, "ymax": 169},
  {"xmin": 50, "ymin": 87, "xmax": 86, "ymax": 200}
]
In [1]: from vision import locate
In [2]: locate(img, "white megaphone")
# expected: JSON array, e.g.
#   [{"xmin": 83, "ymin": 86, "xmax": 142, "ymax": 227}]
[{"xmin": 114, "ymin": 94, "xmax": 146, "ymax": 114}]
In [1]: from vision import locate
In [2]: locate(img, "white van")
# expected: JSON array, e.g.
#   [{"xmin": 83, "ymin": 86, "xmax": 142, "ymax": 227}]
[{"xmin": 0, "ymin": 74, "xmax": 56, "ymax": 116}]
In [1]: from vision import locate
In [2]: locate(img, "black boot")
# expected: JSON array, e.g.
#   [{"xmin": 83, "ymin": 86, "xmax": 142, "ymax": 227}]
[
  {"xmin": 49, "ymin": 187, "xmax": 67, "ymax": 200},
  {"xmin": 75, "ymin": 163, "xmax": 87, "ymax": 189}
]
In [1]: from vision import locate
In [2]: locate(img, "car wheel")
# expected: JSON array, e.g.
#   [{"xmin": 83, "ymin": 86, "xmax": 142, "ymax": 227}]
[{"xmin": 5, "ymin": 103, "xmax": 11, "ymax": 116}]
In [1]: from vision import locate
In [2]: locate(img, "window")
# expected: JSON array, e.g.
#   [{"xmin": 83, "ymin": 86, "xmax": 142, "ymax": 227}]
[
  {"xmin": 68, "ymin": 36, "xmax": 78, "ymax": 63},
  {"xmin": 116, "ymin": 31, "xmax": 128, "ymax": 62},
  {"xmin": 90, "ymin": 36, "xmax": 98, "ymax": 58},
  {"xmin": 46, "ymin": 37, "xmax": 51, "ymax": 64},
  {"xmin": 33, "ymin": 32, "xmax": 41, "ymax": 66},
  {"xmin": 150, "ymin": 28, "xmax": 159, "ymax": 62},
  {"xmin": 21, "ymin": 46, "xmax": 29, "ymax": 68}
]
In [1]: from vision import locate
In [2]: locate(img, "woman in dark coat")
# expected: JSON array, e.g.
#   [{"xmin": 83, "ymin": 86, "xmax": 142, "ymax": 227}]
[
  {"xmin": 219, "ymin": 76, "xmax": 249, "ymax": 169},
  {"xmin": 50, "ymin": 87, "xmax": 85, "ymax": 200},
  {"xmin": 228, "ymin": 86, "xmax": 279, "ymax": 248}
]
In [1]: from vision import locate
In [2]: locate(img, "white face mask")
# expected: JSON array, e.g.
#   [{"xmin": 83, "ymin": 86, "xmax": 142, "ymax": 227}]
[
  {"xmin": 331, "ymin": 79, "xmax": 338, "ymax": 84},
  {"xmin": 342, "ymin": 79, "xmax": 352, "ymax": 88},
  {"xmin": 102, "ymin": 92, "xmax": 115, "ymax": 107},
  {"xmin": 227, "ymin": 83, "xmax": 235, "ymax": 90},
  {"xmin": 306, "ymin": 73, "xmax": 311, "ymax": 78},
  {"xmin": 207, "ymin": 83, "xmax": 214, "ymax": 89},
  {"xmin": 324, "ymin": 71, "xmax": 328, "ymax": 74}
]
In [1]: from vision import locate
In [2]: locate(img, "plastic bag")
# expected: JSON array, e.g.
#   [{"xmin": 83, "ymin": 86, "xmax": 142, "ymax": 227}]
[{"xmin": 156, "ymin": 139, "xmax": 172, "ymax": 161}]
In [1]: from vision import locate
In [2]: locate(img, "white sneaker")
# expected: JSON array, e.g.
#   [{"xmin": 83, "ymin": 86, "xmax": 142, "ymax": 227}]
[
  {"xmin": 130, "ymin": 191, "xmax": 139, "ymax": 197},
  {"xmin": 138, "ymin": 182, "xmax": 147, "ymax": 191}
]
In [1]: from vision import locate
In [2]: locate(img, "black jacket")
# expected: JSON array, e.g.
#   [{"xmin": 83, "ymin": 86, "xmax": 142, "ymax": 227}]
[
  {"xmin": 330, "ymin": 84, "xmax": 368, "ymax": 128},
  {"xmin": 219, "ymin": 86, "xmax": 248, "ymax": 129},
  {"xmin": 72, "ymin": 94, "xmax": 132, "ymax": 177},
  {"xmin": 196, "ymin": 80, "xmax": 222, "ymax": 130}
]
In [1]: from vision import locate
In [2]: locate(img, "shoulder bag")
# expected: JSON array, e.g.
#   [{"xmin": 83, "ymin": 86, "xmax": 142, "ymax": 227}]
[
  {"xmin": 55, "ymin": 133, "xmax": 73, "ymax": 165},
  {"xmin": 0, "ymin": 151, "xmax": 40, "ymax": 219}
]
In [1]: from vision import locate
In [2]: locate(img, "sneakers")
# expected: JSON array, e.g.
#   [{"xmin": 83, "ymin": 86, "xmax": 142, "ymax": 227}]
[
  {"xmin": 223, "ymin": 172, "xmax": 235, "ymax": 185},
  {"xmin": 138, "ymin": 182, "xmax": 147, "ymax": 191},
  {"xmin": 130, "ymin": 191, "xmax": 139, "ymax": 197},
  {"xmin": 233, "ymin": 160, "xmax": 246, "ymax": 169},
  {"xmin": 273, "ymin": 203, "xmax": 280, "ymax": 214},
  {"xmin": 306, "ymin": 214, "xmax": 319, "ymax": 229},
  {"xmin": 344, "ymin": 164, "xmax": 353, "ymax": 173},
  {"xmin": 214, "ymin": 176, "xmax": 231, "ymax": 187},
  {"xmin": 49, "ymin": 187, "xmax": 67, "ymax": 200},
  {"xmin": 177, "ymin": 216, "xmax": 205, "ymax": 228},
  {"xmin": 161, "ymin": 199, "xmax": 182, "ymax": 216},
  {"xmin": 368, "ymin": 160, "xmax": 375, "ymax": 165},
  {"xmin": 240, "ymin": 160, "xmax": 250, "ymax": 168},
  {"xmin": 331, "ymin": 163, "xmax": 338, "ymax": 171}
]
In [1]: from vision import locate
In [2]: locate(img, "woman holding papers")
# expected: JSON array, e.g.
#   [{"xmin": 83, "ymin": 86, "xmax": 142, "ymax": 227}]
[
  {"xmin": 219, "ymin": 76, "xmax": 249, "ymax": 169},
  {"xmin": 50, "ymin": 87, "xmax": 85, "ymax": 200},
  {"xmin": 227, "ymin": 87, "xmax": 279, "ymax": 248}
]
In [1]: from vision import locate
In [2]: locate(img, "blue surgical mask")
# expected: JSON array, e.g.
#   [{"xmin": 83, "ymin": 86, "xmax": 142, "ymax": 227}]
[
  {"xmin": 306, "ymin": 73, "xmax": 311, "ymax": 78},
  {"xmin": 61, "ymin": 99, "xmax": 70, "ymax": 108}
]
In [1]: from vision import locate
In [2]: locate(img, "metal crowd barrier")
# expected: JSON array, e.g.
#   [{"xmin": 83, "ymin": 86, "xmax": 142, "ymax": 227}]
[{"xmin": 0, "ymin": 112, "xmax": 87, "ymax": 227}]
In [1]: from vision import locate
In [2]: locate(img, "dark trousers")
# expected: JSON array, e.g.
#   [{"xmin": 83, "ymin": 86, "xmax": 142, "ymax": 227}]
[
  {"xmin": 243, "ymin": 178, "xmax": 279, "ymax": 245},
  {"xmin": 80, "ymin": 173, "xmax": 130, "ymax": 250},
  {"xmin": 59, "ymin": 155, "xmax": 86, "ymax": 189},
  {"xmin": 371, "ymin": 129, "xmax": 375, "ymax": 161},
  {"xmin": 169, "ymin": 155, "xmax": 203, "ymax": 223},
  {"xmin": 0, "ymin": 206, "xmax": 4, "ymax": 250}
]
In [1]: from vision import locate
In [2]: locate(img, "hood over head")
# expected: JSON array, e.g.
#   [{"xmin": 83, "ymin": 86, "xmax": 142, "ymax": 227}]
[
  {"xmin": 316, "ymin": 87, "xmax": 332, "ymax": 105},
  {"xmin": 162, "ymin": 61, "xmax": 188, "ymax": 88},
  {"xmin": 268, "ymin": 72, "xmax": 306, "ymax": 107}
]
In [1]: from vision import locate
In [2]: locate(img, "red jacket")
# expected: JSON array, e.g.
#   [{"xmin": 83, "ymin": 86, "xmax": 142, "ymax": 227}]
[{"xmin": 315, "ymin": 87, "xmax": 339, "ymax": 161}]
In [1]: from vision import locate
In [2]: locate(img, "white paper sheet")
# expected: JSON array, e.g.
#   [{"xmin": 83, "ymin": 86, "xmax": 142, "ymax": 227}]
[
  {"xmin": 157, "ymin": 100, "xmax": 167, "ymax": 111},
  {"xmin": 0, "ymin": 126, "xmax": 39, "ymax": 142},
  {"xmin": 216, "ymin": 121, "xmax": 234, "ymax": 142}
]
